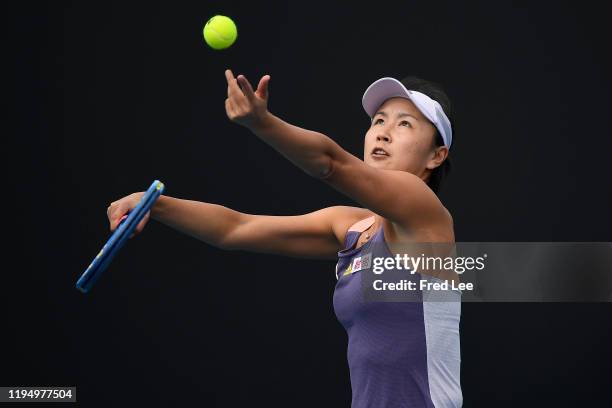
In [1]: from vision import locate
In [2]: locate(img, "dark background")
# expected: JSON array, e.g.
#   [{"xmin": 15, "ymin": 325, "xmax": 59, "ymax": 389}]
[{"xmin": 5, "ymin": 0, "xmax": 612, "ymax": 406}]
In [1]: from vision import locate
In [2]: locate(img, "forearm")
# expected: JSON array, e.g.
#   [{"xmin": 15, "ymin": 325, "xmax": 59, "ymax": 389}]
[
  {"xmin": 150, "ymin": 195, "xmax": 243, "ymax": 249},
  {"xmin": 250, "ymin": 111, "xmax": 338, "ymax": 178}
]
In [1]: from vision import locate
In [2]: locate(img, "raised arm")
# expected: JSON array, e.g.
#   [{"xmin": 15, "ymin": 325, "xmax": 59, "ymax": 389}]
[{"xmin": 225, "ymin": 70, "xmax": 449, "ymax": 232}]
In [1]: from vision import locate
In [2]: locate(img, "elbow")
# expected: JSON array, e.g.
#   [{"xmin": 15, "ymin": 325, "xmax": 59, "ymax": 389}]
[
  {"xmin": 215, "ymin": 237, "xmax": 234, "ymax": 251},
  {"xmin": 217, "ymin": 234, "xmax": 244, "ymax": 252},
  {"xmin": 314, "ymin": 155, "xmax": 335, "ymax": 179},
  {"xmin": 311, "ymin": 138, "xmax": 339, "ymax": 179},
  {"xmin": 216, "ymin": 213, "xmax": 250, "ymax": 251}
]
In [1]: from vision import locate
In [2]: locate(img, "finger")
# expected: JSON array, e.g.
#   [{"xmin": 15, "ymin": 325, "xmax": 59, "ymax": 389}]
[
  {"xmin": 110, "ymin": 217, "xmax": 118, "ymax": 231},
  {"xmin": 225, "ymin": 69, "xmax": 236, "ymax": 98},
  {"xmin": 237, "ymin": 75, "xmax": 256, "ymax": 100},
  {"xmin": 107, "ymin": 200, "xmax": 118, "ymax": 216},
  {"xmin": 112, "ymin": 214, "xmax": 128, "ymax": 231},
  {"xmin": 225, "ymin": 69, "xmax": 245, "ymax": 102},
  {"xmin": 225, "ymin": 68, "xmax": 235, "ymax": 89},
  {"xmin": 109, "ymin": 206, "xmax": 119, "ymax": 230},
  {"xmin": 256, "ymin": 75, "xmax": 271, "ymax": 101},
  {"xmin": 225, "ymin": 97, "xmax": 236, "ymax": 119},
  {"xmin": 224, "ymin": 68, "xmax": 235, "ymax": 83},
  {"xmin": 137, "ymin": 211, "xmax": 150, "ymax": 232}
]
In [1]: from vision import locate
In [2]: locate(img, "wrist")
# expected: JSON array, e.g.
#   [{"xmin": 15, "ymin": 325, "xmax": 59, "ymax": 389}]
[
  {"xmin": 249, "ymin": 110, "xmax": 275, "ymax": 134},
  {"xmin": 150, "ymin": 194, "xmax": 167, "ymax": 219}
]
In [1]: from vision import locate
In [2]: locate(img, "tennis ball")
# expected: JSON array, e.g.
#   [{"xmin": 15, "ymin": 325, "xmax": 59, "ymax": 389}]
[{"xmin": 203, "ymin": 15, "xmax": 238, "ymax": 50}]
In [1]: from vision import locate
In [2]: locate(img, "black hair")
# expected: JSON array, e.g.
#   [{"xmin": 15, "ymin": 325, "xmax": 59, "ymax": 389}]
[{"xmin": 399, "ymin": 76, "xmax": 454, "ymax": 195}]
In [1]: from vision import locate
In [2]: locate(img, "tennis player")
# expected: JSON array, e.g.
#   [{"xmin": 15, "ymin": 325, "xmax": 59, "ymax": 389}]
[{"xmin": 107, "ymin": 69, "xmax": 462, "ymax": 407}]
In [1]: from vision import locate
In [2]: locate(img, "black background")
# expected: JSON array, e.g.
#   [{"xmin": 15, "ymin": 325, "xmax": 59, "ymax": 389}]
[{"xmin": 5, "ymin": 1, "xmax": 612, "ymax": 407}]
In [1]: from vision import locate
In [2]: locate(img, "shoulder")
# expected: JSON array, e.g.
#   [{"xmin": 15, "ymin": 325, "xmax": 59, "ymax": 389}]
[
  {"xmin": 407, "ymin": 183, "xmax": 454, "ymax": 231},
  {"xmin": 379, "ymin": 169, "xmax": 451, "ymax": 230},
  {"xmin": 387, "ymin": 203, "xmax": 454, "ymax": 243},
  {"xmin": 444, "ymin": 206, "xmax": 454, "ymax": 227}
]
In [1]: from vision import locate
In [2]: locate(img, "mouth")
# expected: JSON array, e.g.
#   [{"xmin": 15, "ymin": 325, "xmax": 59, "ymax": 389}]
[{"xmin": 371, "ymin": 147, "xmax": 390, "ymax": 159}]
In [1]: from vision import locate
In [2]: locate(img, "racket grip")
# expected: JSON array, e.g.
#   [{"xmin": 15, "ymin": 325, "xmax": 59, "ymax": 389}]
[
  {"xmin": 119, "ymin": 212, "xmax": 142, "ymax": 238},
  {"xmin": 118, "ymin": 214, "xmax": 128, "ymax": 226},
  {"xmin": 111, "ymin": 214, "xmax": 129, "ymax": 232}
]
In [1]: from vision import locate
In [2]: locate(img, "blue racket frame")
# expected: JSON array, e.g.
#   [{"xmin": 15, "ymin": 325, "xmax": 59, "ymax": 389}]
[{"xmin": 76, "ymin": 180, "xmax": 165, "ymax": 293}]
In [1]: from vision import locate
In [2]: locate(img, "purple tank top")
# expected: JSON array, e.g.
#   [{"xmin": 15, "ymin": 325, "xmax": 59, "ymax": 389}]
[{"xmin": 333, "ymin": 221, "xmax": 463, "ymax": 408}]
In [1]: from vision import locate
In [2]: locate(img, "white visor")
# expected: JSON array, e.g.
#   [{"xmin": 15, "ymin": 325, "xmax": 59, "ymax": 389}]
[{"xmin": 362, "ymin": 77, "xmax": 452, "ymax": 148}]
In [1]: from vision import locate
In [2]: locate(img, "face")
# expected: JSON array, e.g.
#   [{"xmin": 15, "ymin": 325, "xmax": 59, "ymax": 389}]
[{"xmin": 363, "ymin": 97, "xmax": 448, "ymax": 181}]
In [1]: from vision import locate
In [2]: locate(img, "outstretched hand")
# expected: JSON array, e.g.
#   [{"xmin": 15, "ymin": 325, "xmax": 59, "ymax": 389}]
[{"xmin": 225, "ymin": 69, "xmax": 271, "ymax": 130}]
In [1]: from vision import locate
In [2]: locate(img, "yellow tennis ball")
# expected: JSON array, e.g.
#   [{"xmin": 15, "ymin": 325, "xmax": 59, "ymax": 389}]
[{"xmin": 203, "ymin": 15, "xmax": 237, "ymax": 50}]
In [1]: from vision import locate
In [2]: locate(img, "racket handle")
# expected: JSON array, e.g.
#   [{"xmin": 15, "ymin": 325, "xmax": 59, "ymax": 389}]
[{"xmin": 119, "ymin": 212, "xmax": 143, "ymax": 238}]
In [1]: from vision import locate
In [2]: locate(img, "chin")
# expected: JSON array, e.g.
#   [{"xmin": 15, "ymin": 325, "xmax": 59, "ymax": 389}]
[
  {"xmin": 368, "ymin": 161, "xmax": 387, "ymax": 169},
  {"xmin": 365, "ymin": 156, "xmax": 391, "ymax": 168}
]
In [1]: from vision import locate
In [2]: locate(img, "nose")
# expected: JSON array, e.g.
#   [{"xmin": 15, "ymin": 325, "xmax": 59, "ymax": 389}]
[
  {"xmin": 376, "ymin": 133, "xmax": 391, "ymax": 143},
  {"xmin": 373, "ymin": 120, "xmax": 393, "ymax": 142}
]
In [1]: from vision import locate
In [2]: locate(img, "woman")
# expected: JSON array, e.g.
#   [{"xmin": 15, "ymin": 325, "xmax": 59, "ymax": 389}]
[{"xmin": 107, "ymin": 70, "xmax": 462, "ymax": 407}]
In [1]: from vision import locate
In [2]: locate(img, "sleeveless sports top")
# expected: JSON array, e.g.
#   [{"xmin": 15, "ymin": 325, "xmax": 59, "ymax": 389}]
[{"xmin": 333, "ymin": 216, "xmax": 463, "ymax": 408}]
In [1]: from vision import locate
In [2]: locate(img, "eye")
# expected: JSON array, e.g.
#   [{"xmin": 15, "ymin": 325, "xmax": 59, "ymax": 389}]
[
  {"xmin": 373, "ymin": 118, "xmax": 384, "ymax": 125},
  {"xmin": 400, "ymin": 120, "xmax": 412, "ymax": 128}
]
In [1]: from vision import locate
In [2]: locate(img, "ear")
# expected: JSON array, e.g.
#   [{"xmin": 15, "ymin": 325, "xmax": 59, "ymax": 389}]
[{"xmin": 426, "ymin": 146, "xmax": 449, "ymax": 170}]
